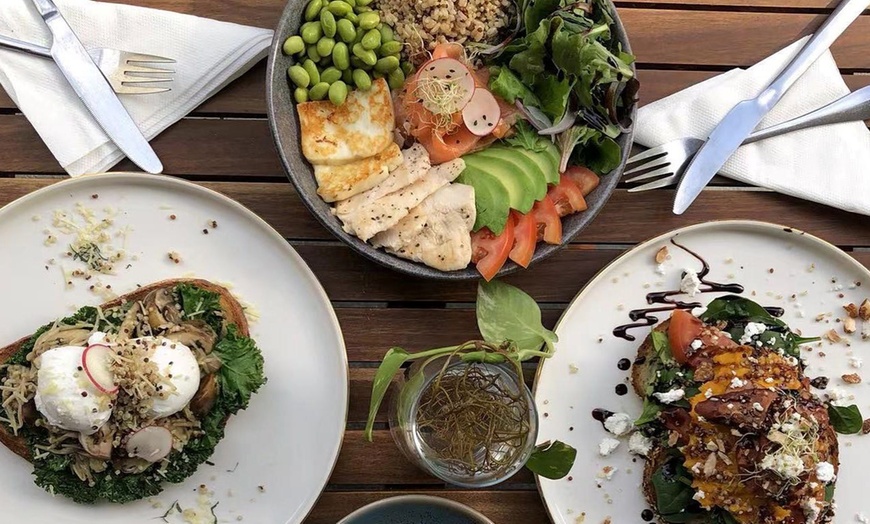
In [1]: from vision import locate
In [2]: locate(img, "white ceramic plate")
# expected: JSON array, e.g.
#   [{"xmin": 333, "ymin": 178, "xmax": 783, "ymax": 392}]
[
  {"xmin": 534, "ymin": 220, "xmax": 870, "ymax": 523},
  {"xmin": 0, "ymin": 174, "xmax": 348, "ymax": 523}
]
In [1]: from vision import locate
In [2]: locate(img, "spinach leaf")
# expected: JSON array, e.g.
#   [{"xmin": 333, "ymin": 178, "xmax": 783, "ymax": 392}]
[
  {"xmin": 212, "ymin": 324, "xmax": 266, "ymax": 411},
  {"xmin": 536, "ymin": 74, "xmax": 574, "ymax": 121},
  {"xmin": 571, "ymin": 130, "xmax": 622, "ymax": 174},
  {"xmin": 503, "ymin": 120, "xmax": 548, "ymax": 152},
  {"xmin": 651, "ymin": 330, "xmax": 673, "ymax": 362},
  {"xmin": 477, "ymin": 280, "xmax": 557, "ymax": 356},
  {"xmin": 651, "ymin": 455, "xmax": 697, "ymax": 518},
  {"xmin": 635, "ymin": 398, "xmax": 661, "ymax": 425},
  {"xmin": 177, "ymin": 283, "xmax": 224, "ymax": 334},
  {"xmin": 489, "ymin": 67, "xmax": 541, "ymax": 106},
  {"xmin": 828, "ymin": 404, "xmax": 863, "ymax": 434},
  {"xmin": 525, "ymin": 440, "xmax": 576, "ymax": 479},
  {"xmin": 825, "ymin": 483, "xmax": 835, "ymax": 502},
  {"xmin": 364, "ymin": 347, "xmax": 411, "ymax": 441}
]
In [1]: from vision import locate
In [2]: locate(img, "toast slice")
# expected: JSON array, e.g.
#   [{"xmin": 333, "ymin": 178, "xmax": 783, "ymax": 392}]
[{"xmin": 0, "ymin": 278, "xmax": 249, "ymax": 463}]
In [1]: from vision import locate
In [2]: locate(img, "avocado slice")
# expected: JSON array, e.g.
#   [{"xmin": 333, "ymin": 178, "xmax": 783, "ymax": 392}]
[
  {"xmin": 472, "ymin": 147, "xmax": 548, "ymax": 202},
  {"xmin": 463, "ymin": 153, "xmax": 536, "ymax": 214},
  {"xmin": 542, "ymin": 141, "xmax": 561, "ymax": 179},
  {"xmin": 457, "ymin": 166, "xmax": 511, "ymax": 234},
  {"xmin": 515, "ymin": 147, "xmax": 559, "ymax": 185}
]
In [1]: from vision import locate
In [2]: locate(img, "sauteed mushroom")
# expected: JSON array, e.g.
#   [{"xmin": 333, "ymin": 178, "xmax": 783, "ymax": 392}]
[
  {"xmin": 32, "ymin": 325, "xmax": 92, "ymax": 356},
  {"xmin": 144, "ymin": 288, "xmax": 181, "ymax": 329},
  {"xmin": 21, "ymin": 399, "xmax": 38, "ymax": 427},
  {"xmin": 165, "ymin": 320, "xmax": 217, "ymax": 353},
  {"xmin": 78, "ymin": 426, "xmax": 115, "ymax": 460},
  {"xmin": 189, "ymin": 373, "xmax": 218, "ymax": 417}
]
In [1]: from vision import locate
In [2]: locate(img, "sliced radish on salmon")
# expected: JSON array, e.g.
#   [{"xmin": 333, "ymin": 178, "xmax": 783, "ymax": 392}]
[
  {"xmin": 462, "ymin": 89, "xmax": 501, "ymax": 136},
  {"xmin": 415, "ymin": 58, "xmax": 475, "ymax": 115},
  {"xmin": 431, "ymin": 42, "xmax": 465, "ymax": 61},
  {"xmin": 126, "ymin": 426, "xmax": 173, "ymax": 463},
  {"xmin": 82, "ymin": 344, "xmax": 118, "ymax": 395}
]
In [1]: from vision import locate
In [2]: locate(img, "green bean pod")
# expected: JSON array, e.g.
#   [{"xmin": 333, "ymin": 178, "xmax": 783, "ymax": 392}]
[
  {"xmin": 353, "ymin": 69, "xmax": 372, "ymax": 91},
  {"xmin": 332, "ymin": 42, "xmax": 351, "ymax": 70},
  {"xmin": 358, "ymin": 11, "xmax": 380, "ymax": 30},
  {"xmin": 336, "ymin": 18, "xmax": 356, "ymax": 43},
  {"xmin": 328, "ymin": 81, "xmax": 348, "ymax": 105},
  {"xmin": 304, "ymin": 0, "xmax": 323, "ymax": 21},
  {"xmin": 309, "ymin": 82, "xmax": 330, "ymax": 100},
  {"xmin": 352, "ymin": 43, "xmax": 377, "ymax": 66},
  {"xmin": 374, "ymin": 55, "xmax": 400, "ymax": 73},
  {"xmin": 294, "ymin": 87, "xmax": 310, "ymax": 103},
  {"xmin": 282, "ymin": 35, "xmax": 305, "ymax": 55},
  {"xmin": 321, "ymin": 66, "xmax": 342, "ymax": 84},
  {"xmin": 302, "ymin": 59, "xmax": 321, "ymax": 85},
  {"xmin": 361, "ymin": 29, "xmax": 381, "ymax": 50},
  {"xmin": 387, "ymin": 68, "xmax": 405, "ymax": 90},
  {"xmin": 300, "ymin": 22, "xmax": 323, "ymax": 44}
]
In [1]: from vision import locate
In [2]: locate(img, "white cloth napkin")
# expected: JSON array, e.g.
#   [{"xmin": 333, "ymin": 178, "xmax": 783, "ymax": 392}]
[
  {"xmin": 635, "ymin": 37, "xmax": 870, "ymax": 216},
  {"xmin": 0, "ymin": 0, "xmax": 272, "ymax": 176}
]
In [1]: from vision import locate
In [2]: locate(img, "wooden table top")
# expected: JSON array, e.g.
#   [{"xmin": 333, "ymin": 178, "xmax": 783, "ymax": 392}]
[{"xmin": 1, "ymin": 0, "xmax": 869, "ymax": 522}]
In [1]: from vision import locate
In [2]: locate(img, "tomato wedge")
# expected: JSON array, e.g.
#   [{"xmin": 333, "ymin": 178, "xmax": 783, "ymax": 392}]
[
  {"xmin": 509, "ymin": 211, "xmax": 536, "ymax": 268},
  {"xmin": 548, "ymin": 175, "xmax": 588, "ymax": 217},
  {"xmin": 471, "ymin": 218, "xmax": 515, "ymax": 281},
  {"xmin": 564, "ymin": 166, "xmax": 600, "ymax": 197},
  {"xmin": 668, "ymin": 309, "xmax": 703, "ymax": 364},
  {"xmin": 531, "ymin": 195, "xmax": 562, "ymax": 244}
]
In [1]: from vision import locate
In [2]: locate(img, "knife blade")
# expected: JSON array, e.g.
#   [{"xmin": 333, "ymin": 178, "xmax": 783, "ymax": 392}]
[
  {"xmin": 672, "ymin": 0, "xmax": 870, "ymax": 215},
  {"xmin": 29, "ymin": 0, "xmax": 162, "ymax": 174}
]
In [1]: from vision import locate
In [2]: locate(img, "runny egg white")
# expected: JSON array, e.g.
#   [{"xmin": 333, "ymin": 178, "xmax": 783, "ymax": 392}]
[{"xmin": 147, "ymin": 338, "xmax": 201, "ymax": 419}]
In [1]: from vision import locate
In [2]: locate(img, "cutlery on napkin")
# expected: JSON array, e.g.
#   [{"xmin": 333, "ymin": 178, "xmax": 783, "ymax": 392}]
[
  {"xmin": 634, "ymin": 37, "xmax": 870, "ymax": 216},
  {"xmin": 0, "ymin": 0, "xmax": 273, "ymax": 176}
]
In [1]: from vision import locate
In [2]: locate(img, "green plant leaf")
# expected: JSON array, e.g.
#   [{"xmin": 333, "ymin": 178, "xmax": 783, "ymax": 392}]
[
  {"xmin": 477, "ymin": 280, "xmax": 557, "ymax": 356},
  {"xmin": 651, "ymin": 330, "xmax": 673, "ymax": 362},
  {"xmin": 522, "ymin": 0, "xmax": 560, "ymax": 35},
  {"xmin": 635, "ymin": 399, "xmax": 661, "ymax": 426},
  {"xmin": 825, "ymin": 483, "xmax": 835, "ymax": 502},
  {"xmin": 364, "ymin": 347, "xmax": 411, "ymax": 441},
  {"xmin": 525, "ymin": 440, "xmax": 576, "ymax": 479},
  {"xmin": 828, "ymin": 404, "xmax": 863, "ymax": 434},
  {"xmin": 503, "ymin": 120, "xmax": 548, "ymax": 152},
  {"xmin": 651, "ymin": 454, "xmax": 697, "ymax": 519},
  {"xmin": 536, "ymin": 74, "xmax": 574, "ymax": 121},
  {"xmin": 488, "ymin": 66, "xmax": 540, "ymax": 107}
]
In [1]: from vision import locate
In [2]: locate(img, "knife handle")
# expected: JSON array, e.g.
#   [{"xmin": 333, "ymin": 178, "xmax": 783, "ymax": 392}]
[
  {"xmin": 29, "ymin": 0, "xmax": 60, "ymax": 18},
  {"xmin": 746, "ymin": 85, "xmax": 870, "ymax": 144},
  {"xmin": 760, "ymin": 0, "xmax": 869, "ymax": 107}
]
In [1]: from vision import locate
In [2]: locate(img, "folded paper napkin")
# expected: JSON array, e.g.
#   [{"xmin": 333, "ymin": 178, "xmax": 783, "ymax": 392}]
[
  {"xmin": 0, "ymin": 0, "xmax": 272, "ymax": 176},
  {"xmin": 635, "ymin": 37, "xmax": 870, "ymax": 216}
]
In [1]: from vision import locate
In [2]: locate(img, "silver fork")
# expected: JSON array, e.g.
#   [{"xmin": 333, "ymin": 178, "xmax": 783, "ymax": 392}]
[
  {"xmin": 624, "ymin": 85, "xmax": 870, "ymax": 192},
  {"xmin": 0, "ymin": 34, "xmax": 175, "ymax": 95}
]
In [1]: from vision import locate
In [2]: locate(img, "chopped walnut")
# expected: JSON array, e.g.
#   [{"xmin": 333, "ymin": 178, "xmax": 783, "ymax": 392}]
[
  {"xmin": 844, "ymin": 303, "xmax": 860, "ymax": 318},
  {"xmin": 655, "ymin": 246, "xmax": 669, "ymax": 264},
  {"xmin": 860, "ymin": 299, "xmax": 870, "ymax": 321},
  {"xmin": 842, "ymin": 373, "xmax": 862, "ymax": 384},
  {"xmin": 844, "ymin": 317, "xmax": 857, "ymax": 334},
  {"xmin": 823, "ymin": 329, "xmax": 842, "ymax": 343},
  {"xmin": 863, "ymin": 418, "xmax": 870, "ymax": 435}
]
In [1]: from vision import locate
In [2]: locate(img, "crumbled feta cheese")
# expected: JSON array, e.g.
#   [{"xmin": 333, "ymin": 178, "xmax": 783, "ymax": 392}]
[
  {"xmin": 628, "ymin": 432, "xmax": 652, "ymax": 457},
  {"xmin": 598, "ymin": 437, "xmax": 620, "ymax": 457},
  {"xmin": 691, "ymin": 339, "xmax": 703, "ymax": 350},
  {"xmin": 704, "ymin": 388, "xmax": 713, "ymax": 399},
  {"xmin": 680, "ymin": 269, "xmax": 703, "ymax": 297},
  {"xmin": 655, "ymin": 264, "xmax": 667, "ymax": 276},
  {"xmin": 653, "ymin": 388, "xmax": 685, "ymax": 404},
  {"xmin": 827, "ymin": 387, "xmax": 851, "ymax": 407},
  {"xmin": 850, "ymin": 357, "xmax": 863, "ymax": 369},
  {"xmin": 693, "ymin": 490, "xmax": 706, "ymax": 501},
  {"xmin": 603, "ymin": 413, "xmax": 633, "ymax": 436},
  {"xmin": 595, "ymin": 466, "xmax": 617, "ymax": 486},
  {"xmin": 816, "ymin": 461, "xmax": 836, "ymax": 482},
  {"xmin": 803, "ymin": 498, "xmax": 823, "ymax": 523},
  {"xmin": 740, "ymin": 322, "xmax": 768, "ymax": 344},
  {"xmin": 761, "ymin": 453, "xmax": 805, "ymax": 479},
  {"xmin": 730, "ymin": 377, "xmax": 746, "ymax": 389}
]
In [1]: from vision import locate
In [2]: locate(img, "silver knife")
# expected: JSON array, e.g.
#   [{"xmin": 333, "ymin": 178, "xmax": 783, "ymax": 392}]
[
  {"xmin": 672, "ymin": 0, "xmax": 869, "ymax": 215},
  {"xmin": 29, "ymin": 0, "xmax": 162, "ymax": 174}
]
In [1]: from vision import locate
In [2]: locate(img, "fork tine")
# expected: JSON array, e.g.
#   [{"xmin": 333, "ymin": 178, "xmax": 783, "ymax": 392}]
[
  {"xmin": 122, "ymin": 52, "xmax": 176, "ymax": 64},
  {"xmin": 624, "ymin": 160, "xmax": 670, "ymax": 177},
  {"xmin": 624, "ymin": 164, "xmax": 675, "ymax": 183},
  {"xmin": 120, "ymin": 77, "xmax": 174, "ymax": 85},
  {"xmin": 628, "ymin": 174, "xmax": 679, "ymax": 193},
  {"xmin": 116, "ymin": 85, "xmax": 172, "ymax": 95},
  {"xmin": 122, "ymin": 64, "xmax": 175, "ymax": 75},
  {"xmin": 626, "ymin": 146, "xmax": 668, "ymax": 166}
]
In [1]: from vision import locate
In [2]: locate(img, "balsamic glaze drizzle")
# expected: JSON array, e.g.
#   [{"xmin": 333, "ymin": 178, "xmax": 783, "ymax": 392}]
[{"xmin": 612, "ymin": 238, "xmax": 745, "ymax": 341}]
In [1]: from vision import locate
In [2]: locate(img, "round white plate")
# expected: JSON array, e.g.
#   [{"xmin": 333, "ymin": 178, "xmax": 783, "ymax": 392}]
[
  {"xmin": 0, "ymin": 174, "xmax": 348, "ymax": 524},
  {"xmin": 534, "ymin": 220, "xmax": 870, "ymax": 523}
]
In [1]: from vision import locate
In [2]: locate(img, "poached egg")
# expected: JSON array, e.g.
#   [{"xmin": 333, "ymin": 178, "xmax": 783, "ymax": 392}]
[{"xmin": 147, "ymin": 338, "xmax": 200, "ymax": 419}]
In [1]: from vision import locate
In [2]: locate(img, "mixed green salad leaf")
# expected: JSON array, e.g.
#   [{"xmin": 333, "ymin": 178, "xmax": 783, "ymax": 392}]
[{"xmin": 1, "ymin": 284, "xmax": 266, "ymax": 503}]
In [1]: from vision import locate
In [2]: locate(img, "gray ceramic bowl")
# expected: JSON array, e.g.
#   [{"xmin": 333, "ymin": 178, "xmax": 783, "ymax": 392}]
[
  {"xmin": 337, "ymin": 495, "xmax": 495, "ymax": 524},
  {"xmin": 267, "ymin": 4, "xmax": 636, "ymax": 280}
]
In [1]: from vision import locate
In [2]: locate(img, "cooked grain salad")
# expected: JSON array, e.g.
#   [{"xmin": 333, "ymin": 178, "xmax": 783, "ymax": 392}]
[{"xmin": 376, "ymin": 0, "xmax": 516, "ymax": 55}]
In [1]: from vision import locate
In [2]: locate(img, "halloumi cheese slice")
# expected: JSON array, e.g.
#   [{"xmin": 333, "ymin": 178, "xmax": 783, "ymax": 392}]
[
  {"xmin": 298, "ymin": 78, "xmax": 395, "ymax": 165},
  {"xmin": 335, "ymin": 158, "xmax": 466, "ymax": 242},
  {"xmin": 315, "ymin": 142, "xmax": 403, "ymax": 202},
  {"xmin": 334, "ymin": 144, "xmax": 430, "ymax": 215}
]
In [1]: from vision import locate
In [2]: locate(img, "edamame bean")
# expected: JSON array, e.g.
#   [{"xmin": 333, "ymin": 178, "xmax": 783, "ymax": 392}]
[
  {"xmin": 328, "ymin": 81, "xmax": 348, "ymax": 105},
  {"xmin": 320, "ymin": 9, "xmax": 337, "ymax": 38},
  {"xmin": 327, "ymin": 1, "xmax": 352, "ymax": 16},
  {"xmin": 379, "ymin": 41, "xmax": 402, "ymax": 56},
  {"xmin": 387, "ymin": 68, "xmax": 405, "ymax": 90},
  {"xmin": 283, "ymin": 35, "xmax": 305, "ymax": 55},
  {"xmin": 357, "ymin": 0, "xmax": 373, "ymax": 5},
  {"xmin": 332, "ymin": 42, "xmax": 350, "ymax": 70},
  {"xmin": 301, "ymin": 22, "xmax": 323, "ymax": 44},
  {"xmin": 353, "ymin": 69, "xmax": 372, "ymax": 90},
  {"xmin": 342, "ymin": 68, "xmax": 354, "ymax": 84},
  {"xmin": 304, "ymin": 0, "xmax": 323, "ymax": 21},
  {"xmin": 358, "ymin": 11, "xmax": 380, "ymax": 30},
  {"xmin": 352, "ymin": 43, "xmax": 377, "ymax": 66},
  {"xmin": 336, "ymin": 18, "xmax": 356, "ymax": 42},
  {"xmin": 350, "ymin": 56, "xmax": 369, "ymax": 70},
  {"xmin": 294, "ymin": 87, "xmax": 310, "ymax": 103},
  {"xmin": 306, "ymin": 45, "xmax": 321, "ymax": 61},
  {"xmin": 361, "ymin": 29, "xmax": 381, "ymax": 50},
  {"xmin": 288, "ymin": 65, "xmax": 311, "ymax": 88},
  {"xmin": 302, "ymin": 59, "xmax": 321, "ymax": 85},
  {"xmin": 316, "ymin": 37, "xmax": 335, "ymax": 57},
  {"xmin": 309, "ymin": 82, "xmax": 330, "ymax": 100},
  {"xmin": 321, "ymin": 66, "xmax": 342, "ymax": 84},
  {"xmin": 345, "ymin": 0, "xmax": 356, "ymax": 6},
  {"xmin": 401, "ymin": 61, "xmax": 413, "ymax": 77},
  {"xmin": 343, "ymin": 11, "xmax": 359, "ymax": 24},
  {"xmin": 319, "ymin": 55, "xmax": 333, "ymax": 67},
  {"xmin": 378, "ymin": 25, "xmax": 394, "ymax": 43},
  {"xmin": 374, "ymin": 55, "xmax": 399, "ymax": 73},
  {"xmin": 372, "ymin": 70, "xmax": 385, "ymax": 79},
  {"xmin": 355, "ymin": 6, "xmax": 372, "ymax": 13}
]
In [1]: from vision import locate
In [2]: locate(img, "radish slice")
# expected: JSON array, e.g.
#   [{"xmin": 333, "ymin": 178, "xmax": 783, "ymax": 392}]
[
  {"xmin": 82, "ymin": 344, "xmax": 118, "ymax": 395},
  {"xmin": 126, "ymin": 426, "xmax": 173, "ymax": 463},
  {"xmin": 415, "ymin": 57, "xmax": 475, "ymax": 115},
  {"xmin": 462, "ymin": 89, "xmax": 501, "ymax": 136}
]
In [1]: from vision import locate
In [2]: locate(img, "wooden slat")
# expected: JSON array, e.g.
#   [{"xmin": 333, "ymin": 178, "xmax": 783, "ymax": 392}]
[
  {"xmin": 625, "ymin": 0, "xmax": 855, "ymax": 8},
  {"xmin": 306, "ymin": 490, "xmax": 548, "ymax": 523},
  {"xmin": 622, "ymin": 10, "xmax": 870, "ymax": 69}
]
